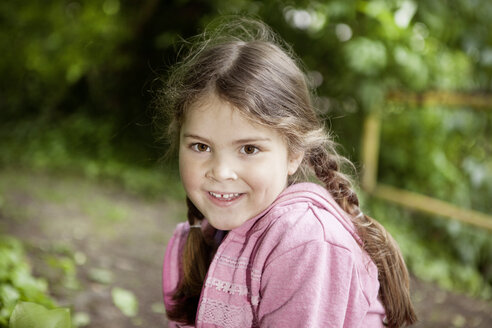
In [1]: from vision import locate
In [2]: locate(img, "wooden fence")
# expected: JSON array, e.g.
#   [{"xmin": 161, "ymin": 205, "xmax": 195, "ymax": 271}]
[{"xmin": 360, "ymin": 91, "xmax": 492, "ymax": 231}]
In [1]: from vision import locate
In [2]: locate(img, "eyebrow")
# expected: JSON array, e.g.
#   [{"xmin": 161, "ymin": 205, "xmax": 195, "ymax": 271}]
[
  {"xmin": 183, "ymin": 133, "xmax": 271, "ymax": 144},
  {"xmin": 233, "ymin": 138, "xmax": 271, "ymax": 145},
  {"xmin": 182, "ymin": 134, "xmax": 211, "ymax": 143}
]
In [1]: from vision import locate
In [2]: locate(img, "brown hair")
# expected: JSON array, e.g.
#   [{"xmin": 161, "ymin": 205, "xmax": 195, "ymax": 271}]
[{"xmin": 158, "ymin": 17, "xmax": 417, "ymax": 327}]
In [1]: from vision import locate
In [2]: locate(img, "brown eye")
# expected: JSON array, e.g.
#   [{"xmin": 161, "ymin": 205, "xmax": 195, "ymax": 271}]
[
  {"xmin": 192, "ymin": 143, "xmax": 210, "ymax": 152},
  {"xmin": 241, "ymin": 145, "xmax": 259, "ymax": 155}
]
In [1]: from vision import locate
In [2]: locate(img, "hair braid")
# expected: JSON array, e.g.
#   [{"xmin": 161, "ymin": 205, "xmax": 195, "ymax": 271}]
[
  {"xmin": 166, "ymin": 198, "xmax": 213, "ymax": 324},
  {"xmin": 309, "ymin": 145, "xmax": 359, "ymax": 214},
  {"xmin": 308, "ymin": 146, "xmax": 417, "ymax": 327}
]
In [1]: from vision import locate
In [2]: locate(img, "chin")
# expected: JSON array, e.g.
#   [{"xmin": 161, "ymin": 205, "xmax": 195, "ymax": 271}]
[{"xmin": 207, "ymin": 217, "xmax": 245, "ymax": 231}]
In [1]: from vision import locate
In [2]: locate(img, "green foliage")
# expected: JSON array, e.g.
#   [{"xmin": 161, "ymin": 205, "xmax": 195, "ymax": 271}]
[
  {"xmin": 0, "ymin": 115, "xmax": 184, "ymax": 200},
  {"xmin": 9, "ymin": 302, "xmax": 71, "ymax": 328},
  {"xmin": 345, "ymin": 37, "xmax": 388, "ymax": 76},
  {"xmin": 0, "ymin": 0, "xmax": 130, "ymax": 118},
  {"xmin": 380, "ymin": 106, "xmax": 492, "ymax": 214},
  {"xmin": 366, "ymin": 198, "xmax": 492, "ymax": 299},
  {"xmin": 3, "ymin": 0, "xmax": 492, "ymax": 122},
  {"xmin": 374, "ymin": 105, "xmax": 492, "ymax": 297},
  {"xmin": 203, "ymin": 0, "xmax": 492, "ymax": 108},
  {"xmin": 0, "ymin": 237, "xmax": 55, "ymax": 327},
  {"xmin": 45, "ymin": 255, "xmax": 80, "ymax": 291},
  {"xmin": 71, "ymin": 312, "xmax": 90, "ymax": 327},
  {"xmin": 111, "ymin": 287, "xmax": 138, "ymax": 317},
  {"xmin": 88, "ymin": 268, "xmax": 114, "ymax": 285}
]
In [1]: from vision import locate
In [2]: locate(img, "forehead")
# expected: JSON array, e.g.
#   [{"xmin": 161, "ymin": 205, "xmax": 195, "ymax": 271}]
[{"xmin": 181, "ymin": 94, "xmax": 277, "ymax": 138}]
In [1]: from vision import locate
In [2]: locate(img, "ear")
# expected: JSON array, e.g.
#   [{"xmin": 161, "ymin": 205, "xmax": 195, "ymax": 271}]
[{"xmin": 287, "ymin": 151, "xmax": 305, "ymax": 176}]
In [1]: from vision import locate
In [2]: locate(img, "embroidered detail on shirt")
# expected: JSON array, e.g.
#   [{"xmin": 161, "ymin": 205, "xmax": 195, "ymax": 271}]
[
  {"xmin": 250, "ymin": 270, "xmax": 261, "ymax": 281},
  {"xmin": 215, "ymin": 255, "xmax": 262, "ymax": 281},
  {"xmin": 205, "ymin": 277, "xmax": 249, "ymax": 296},
  {"xmin": 216, "ymin": 255, "xmax": 250, "ymax": 269},
  {"xmin": 198, "ymin": 297, "xmax": 254, "ymax": 328}
]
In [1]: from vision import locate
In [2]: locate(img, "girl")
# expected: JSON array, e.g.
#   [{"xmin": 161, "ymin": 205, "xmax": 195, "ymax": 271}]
[{"xmin": 160, "ymin": 18, "xmax": 417, "ymax": 328}]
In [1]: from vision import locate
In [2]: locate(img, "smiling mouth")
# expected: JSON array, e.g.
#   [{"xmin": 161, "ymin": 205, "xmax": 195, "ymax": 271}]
[{"xmin": 208, "ymin": 191, "xmax": 242, "ymax": 201}]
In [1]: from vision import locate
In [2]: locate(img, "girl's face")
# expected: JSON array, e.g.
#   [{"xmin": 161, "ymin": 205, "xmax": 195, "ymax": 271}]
[{"xmin": 179, "ymin": 94, "xmax": 303, "ymax": 230}]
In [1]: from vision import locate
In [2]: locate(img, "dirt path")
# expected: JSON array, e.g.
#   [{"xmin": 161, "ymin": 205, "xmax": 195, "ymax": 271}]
[{"xmin": 1, "ymin": 169, "xmax": 491, "ymax": 327}]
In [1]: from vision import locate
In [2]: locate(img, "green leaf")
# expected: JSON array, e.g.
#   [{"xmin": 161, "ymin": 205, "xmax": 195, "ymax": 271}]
[
  {"xmin": 88, "ymin": 268, "xmax": 114, "ymax": 285},
  {"xmin": 345, "ymin": 37, "xmax": 387, "ymax": 76},
  {"xmin": 72, "ymin": 312, "xmax": 91, "ymax": 327},
  {"xmin": 0, "ymin": 284, "xmax": 20, "ymax": 307},
  {"xmin": 111, "ymin": 287, "xmax": 138, "ymax": 317},
  {"xmin": 9, "ymin": 302, "xmax": 71, "ymax": 328}
]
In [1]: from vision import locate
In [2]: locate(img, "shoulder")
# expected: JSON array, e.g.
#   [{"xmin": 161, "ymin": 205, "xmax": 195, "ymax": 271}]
[
  {"xmin": 254, "ymin": 196, "xmax": 381, "ymax": 307},
  {"xmin": 164, "ymin": 222, "xmax": 189, "ymax": 269},
  {"xmin": 164, "ymin": 222, "xmax": 189, "ymax": 264},
  {"xmin": 259, "ymin": 195, "xmax": 360, "ymax": 256},
  {"xmin": 250, "ymin": 186, "xmax": 379, "ymax": 279},
  {"xmin": 258, "ymin": 190, "xmax": 381, "ymax": 298},
  {"xmin": 164, "ymin": 222, "xmax": 190, "ymax": 268},
  {"xmin": 162, "ymin": 222, "xmax": 189, "ymax": 310},
  {"xmin": 171, "ymin": 221, "xmax": 190, "ymax": 241}
]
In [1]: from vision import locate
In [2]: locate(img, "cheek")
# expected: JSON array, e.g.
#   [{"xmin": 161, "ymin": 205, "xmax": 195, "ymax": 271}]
[
  {"xmin": 244, "ymin": 158, "xmax": 288, "ymax": 190},
  {"xmin": 179, "ymin": 151, "xmax": 198, "ymax": 190}
]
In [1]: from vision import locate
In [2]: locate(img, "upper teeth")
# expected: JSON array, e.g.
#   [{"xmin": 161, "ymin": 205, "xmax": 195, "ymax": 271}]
[{"xmin": 210, "ymin": 192, "xmax": 240, "ymax": 199}]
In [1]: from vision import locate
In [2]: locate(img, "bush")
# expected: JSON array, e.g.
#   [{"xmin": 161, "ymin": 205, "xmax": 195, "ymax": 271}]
[
  {"xmin": 0, "ymin": 236, "xmax": 56, "ymax": 327},
  {"xmin": 0, "ymin": 114, "xmax": 184, "ymax": 199}
]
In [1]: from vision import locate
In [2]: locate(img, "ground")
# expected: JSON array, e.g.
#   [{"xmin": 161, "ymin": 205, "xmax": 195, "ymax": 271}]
[{"xmin": 1, "ymin": 169, "xmax": 491, "ymax": 327}]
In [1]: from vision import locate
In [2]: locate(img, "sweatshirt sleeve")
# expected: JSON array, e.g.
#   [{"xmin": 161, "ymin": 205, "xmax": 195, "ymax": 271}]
[
  {"xmin": 162, "ymin": 222, "xmax": 189, "ymax": 314},
  {"xmin": 258, "ymin": 240, "xmax": 370, "ymax": 328}
]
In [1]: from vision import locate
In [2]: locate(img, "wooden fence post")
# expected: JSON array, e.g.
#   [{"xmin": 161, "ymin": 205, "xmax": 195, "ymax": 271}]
[
  {"xmin": 359, "ymin": 92, "xmax": 492, "ymax": 232},
  {"xmin": 360, "ymin": 109, "xmax": 381, "ymax": 193}
]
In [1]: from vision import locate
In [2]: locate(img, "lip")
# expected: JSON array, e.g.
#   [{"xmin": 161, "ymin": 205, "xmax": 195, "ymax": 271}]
[{"xmin": 206, "ymin": 191, "xmax": 245, "ymax": 207}]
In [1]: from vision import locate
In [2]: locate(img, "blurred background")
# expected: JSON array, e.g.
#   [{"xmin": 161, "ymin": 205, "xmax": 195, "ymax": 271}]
[{"xmin": 1, "ymin": 0, "xmax": 491, "ymax": 327}]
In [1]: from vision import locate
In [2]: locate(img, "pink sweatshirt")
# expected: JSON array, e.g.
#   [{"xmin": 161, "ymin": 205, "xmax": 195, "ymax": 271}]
[{"xmin": 163, "ymin": 182, "xmax": 386, "ymax": 327}]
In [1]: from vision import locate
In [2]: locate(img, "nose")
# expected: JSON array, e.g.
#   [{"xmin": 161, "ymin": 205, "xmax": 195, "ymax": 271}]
[{"xmin": 206, "ymin": 154, "xmax": 238, "ymax": 181}]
